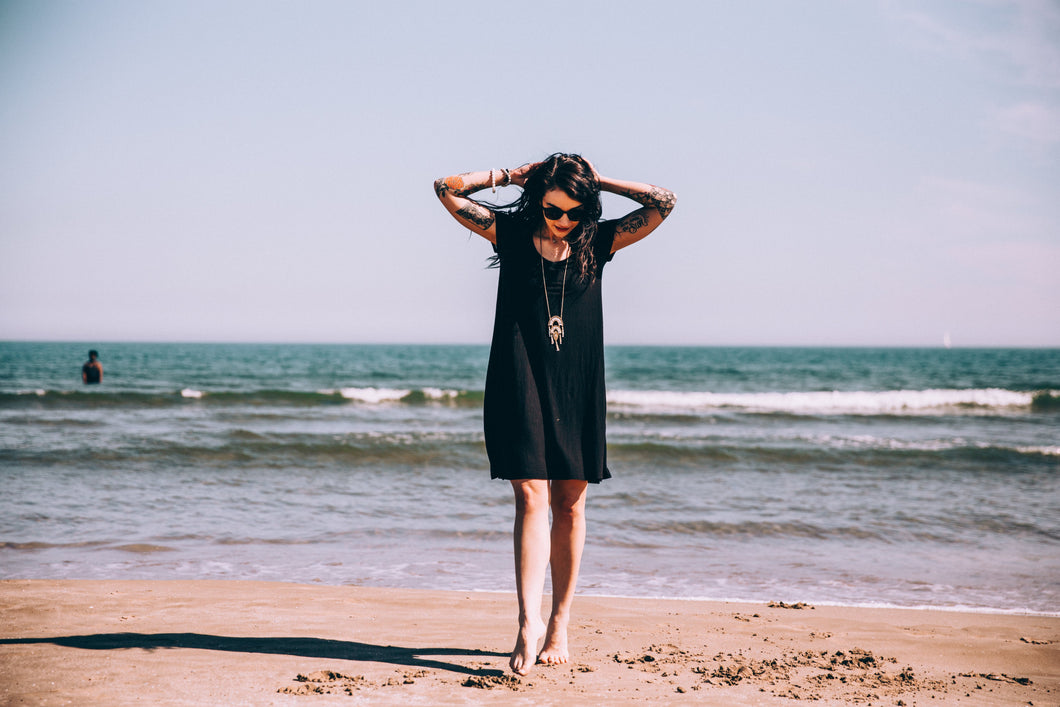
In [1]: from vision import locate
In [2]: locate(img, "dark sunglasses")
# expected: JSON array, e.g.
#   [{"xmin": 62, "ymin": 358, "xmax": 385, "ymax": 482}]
[{"xmin": 542, "ymin": 205, "xmax": 588, "ymax": 221}]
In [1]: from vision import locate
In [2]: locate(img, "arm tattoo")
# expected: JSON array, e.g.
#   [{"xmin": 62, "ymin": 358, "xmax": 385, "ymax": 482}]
[
  {"xmin": 456, "ymin": 203, "xmax": 495, "ymax": 230},
  {"xmin": 615, "ymin": 212, "xmax": 649, "ymax": 235},
  {"xmin": 434, "ymin": 178, "xmax": 449, "ymax": 198},
  {"xmin": 435, "ymin": 174, "xmax": 478, "ymax": 199},
  {"xmin": 615, "ymin": 185, "xmax": 676, "ymax": 218},
  {"xmin": 647, "ymin": 186, "xmax": 676, "ymax": 218}
]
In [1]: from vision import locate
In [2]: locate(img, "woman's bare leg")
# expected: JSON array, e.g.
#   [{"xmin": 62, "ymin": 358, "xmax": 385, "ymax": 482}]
[
  {"xmin": 538, "ymin": 479, "xmax": 587, "ymax": 665},
  {"xmin": 509, "ymin": 479, "xmax": 550, "ymax": 675}
]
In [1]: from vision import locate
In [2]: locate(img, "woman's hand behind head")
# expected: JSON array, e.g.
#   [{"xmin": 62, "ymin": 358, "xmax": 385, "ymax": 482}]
[{"xmin": 509, "ymin": 162, "xmax": 541, "ymax": 188}]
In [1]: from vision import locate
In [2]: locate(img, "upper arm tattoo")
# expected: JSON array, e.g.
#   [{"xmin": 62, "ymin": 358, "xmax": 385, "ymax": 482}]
[
  {"xmin": 615, "ymin": 211, "xmax": 649, "ymax": 235},
  {"xmin": 456, "ymin": 203, "xmax": 495, "ymax": 230}
]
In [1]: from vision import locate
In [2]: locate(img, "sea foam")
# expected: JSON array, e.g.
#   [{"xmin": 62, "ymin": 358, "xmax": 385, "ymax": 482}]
[
  {"xmin": 336, "ymin": 387, "xmax": 411, "ymax": 403},
  {"xmin": 606, "ymin": 388, "xmax": 1039, "ymax": 414}
]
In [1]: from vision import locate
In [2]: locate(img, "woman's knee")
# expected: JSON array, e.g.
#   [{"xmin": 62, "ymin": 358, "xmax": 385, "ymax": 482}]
[
  {"xmin": 512, "ymin": 479, "xmax": 550, "ymax": 515},
  {"xmin": 550, "ymin": 481, "xmax": 587, "ymax": 519}
]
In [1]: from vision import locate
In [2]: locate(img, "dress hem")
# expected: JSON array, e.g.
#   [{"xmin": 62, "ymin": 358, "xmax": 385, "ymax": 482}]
[{"xmin": 490, "ymin": 471, "xmax": 611, "ymax": 484}]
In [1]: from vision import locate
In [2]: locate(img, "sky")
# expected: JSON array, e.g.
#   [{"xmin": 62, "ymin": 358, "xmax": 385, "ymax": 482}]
[{"xmin": 1, "ymin": 0, "xmax": 1057, "ymax": 347}]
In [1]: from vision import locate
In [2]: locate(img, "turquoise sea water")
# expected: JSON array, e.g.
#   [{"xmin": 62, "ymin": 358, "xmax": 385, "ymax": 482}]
[{"xmin": 1, "ymin": 342, "xmax": 1058, "ymax": 613}]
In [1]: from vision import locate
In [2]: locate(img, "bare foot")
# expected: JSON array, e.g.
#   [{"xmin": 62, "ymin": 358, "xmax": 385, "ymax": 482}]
[
  {"xmin": 510, "ymin": 618, "xmax": 546, "ymax": 675},
  {"xmin": 537, "ymin": 617, "xmax": 570, "ymax": 665}
]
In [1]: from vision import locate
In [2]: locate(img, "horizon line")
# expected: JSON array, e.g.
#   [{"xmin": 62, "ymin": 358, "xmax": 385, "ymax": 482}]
[{"xmin": 2, "ymin": 339, "xmax": 1058, "ymax": 350}]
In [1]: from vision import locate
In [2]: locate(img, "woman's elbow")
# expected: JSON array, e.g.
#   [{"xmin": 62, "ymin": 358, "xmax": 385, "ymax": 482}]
[
  {"xmin": 656, "ymin": 188, "xmax": 677, "ymax": 219},
  {"xmin": 433, "ymin": 177, "xmax": 447, "ymax": 200}
]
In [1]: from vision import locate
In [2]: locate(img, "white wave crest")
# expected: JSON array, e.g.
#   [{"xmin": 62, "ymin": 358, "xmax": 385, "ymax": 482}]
[
  {"xmin": 422, "ymin": 387, "xmax": 459, "ymax": 400},
  {"xmin": 1015, "ymin": 445, "xmax": 1060, "ymax": 456},
  {"xmin": 180, "ymin": 388, "xmax": 204, "ymax": 399},
  {"xmin": 801, "ymin": 435, "xmax": 1060, "ymax": 455},
  {"xmin": 337, "ymin": 387, "xmax": 410, "ymax": 403},
  {"xmin": 606, "ymin": 388, "xmax": 1036, "ymax": 414}
]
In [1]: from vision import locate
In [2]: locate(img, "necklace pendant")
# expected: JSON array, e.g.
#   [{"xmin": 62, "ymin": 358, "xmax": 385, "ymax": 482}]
[
  {"xmin": 540, "ymin": 252, "xmax": 568, "ymax": 352},
  {"xmin": 547, "ymin": 315, "xmax": 565, "ymax": 351}
]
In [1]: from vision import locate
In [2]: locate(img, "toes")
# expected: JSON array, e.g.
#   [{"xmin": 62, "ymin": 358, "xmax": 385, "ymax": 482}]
[
  {"xmin": 510, "ymin": 654, "xmax": 534, "ymax": 675},
  {"xmin": 537, "ymin": 651, "xmax": 568, "ymax": 665}
]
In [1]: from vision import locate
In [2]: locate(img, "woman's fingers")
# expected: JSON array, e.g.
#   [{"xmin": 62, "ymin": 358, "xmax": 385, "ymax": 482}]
[
  {"xmin": 583, "ymin": 158, "xmax": 601, "ymax": 182},
  {"xmin": 510, "ymin": 162, "xmax": 540, "ymax": 187}
]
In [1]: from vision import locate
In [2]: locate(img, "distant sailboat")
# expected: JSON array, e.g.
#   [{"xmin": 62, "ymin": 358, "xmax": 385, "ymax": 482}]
[{"xmin": 943, "ymin": 332, "xmax": 952, "ymax": 349}]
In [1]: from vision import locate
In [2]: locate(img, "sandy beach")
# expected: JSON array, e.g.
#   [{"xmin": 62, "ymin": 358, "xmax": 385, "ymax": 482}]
[{"xmin": 0, "ymin": 580, "xmax": 1055, "ymax": 705}]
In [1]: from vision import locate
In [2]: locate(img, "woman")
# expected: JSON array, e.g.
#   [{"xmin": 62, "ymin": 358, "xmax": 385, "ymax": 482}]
[{"xmin": 433, "ymin": 154, "xmax": 675, "ymax": 675}]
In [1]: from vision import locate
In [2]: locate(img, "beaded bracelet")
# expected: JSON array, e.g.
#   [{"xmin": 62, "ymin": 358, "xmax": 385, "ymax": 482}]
[
  {"xmin": 502, "ymin": 168, "xmax": 511, "ymax": 187},
  {"xmin": 490, "ymin": 169, "xmax": 496, "ymax": 193}
]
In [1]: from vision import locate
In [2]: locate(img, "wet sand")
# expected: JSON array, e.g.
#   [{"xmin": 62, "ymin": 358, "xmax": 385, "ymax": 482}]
[{"xmin": 1, "ymin": 580, "xmax": 1056, "ymax": 705}]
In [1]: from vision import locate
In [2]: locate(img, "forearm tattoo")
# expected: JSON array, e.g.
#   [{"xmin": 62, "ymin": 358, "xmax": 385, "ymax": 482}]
[
  {"xmin": 456, "ymin": 203, "xmax": 495, "ymax": 230},
  {"xmin": 615, "ymin": 185, "xmax": 676, "ymax": 218},
  {"xmin": 434, "ymin": 173, "xmax": 476, "ymax": 198}
]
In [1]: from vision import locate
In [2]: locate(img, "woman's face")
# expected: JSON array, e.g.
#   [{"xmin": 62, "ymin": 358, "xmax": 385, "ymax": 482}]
[{"xmin": 540, "ymin": 188, "xmax": 585, "ymax": 241}]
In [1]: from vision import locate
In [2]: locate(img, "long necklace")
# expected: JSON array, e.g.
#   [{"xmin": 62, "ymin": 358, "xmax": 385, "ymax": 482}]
[{"xmin": 540, "ymin": 250, "xmax": 568, "ymax": 352}]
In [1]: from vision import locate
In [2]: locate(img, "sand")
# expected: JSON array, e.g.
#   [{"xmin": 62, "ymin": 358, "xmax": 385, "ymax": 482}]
[{"xmin": 1, "ymin": 580, "xmax": 1056, "ymax": 705}]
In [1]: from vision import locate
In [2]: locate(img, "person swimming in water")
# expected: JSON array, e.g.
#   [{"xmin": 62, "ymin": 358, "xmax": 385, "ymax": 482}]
[{"xmin": 82, "ymin": 350, "xmax": 103, "ymax": 384}]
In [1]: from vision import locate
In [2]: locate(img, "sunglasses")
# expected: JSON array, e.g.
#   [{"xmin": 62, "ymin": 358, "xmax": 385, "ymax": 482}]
[{"xmin": 542, "ymin": 205, "xmax": 588, "ymax": 222}]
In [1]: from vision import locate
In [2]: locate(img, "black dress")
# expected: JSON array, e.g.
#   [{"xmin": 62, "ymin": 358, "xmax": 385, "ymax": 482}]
[{"xmin": 484, "ymin": 213, "xmax": 617, "ymax": 483}]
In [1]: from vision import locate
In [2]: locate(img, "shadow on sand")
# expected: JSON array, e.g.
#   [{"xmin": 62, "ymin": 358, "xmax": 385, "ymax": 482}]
[{"xmin": 0, "ymin": 633, "xmax": 508, "ymax": 677}]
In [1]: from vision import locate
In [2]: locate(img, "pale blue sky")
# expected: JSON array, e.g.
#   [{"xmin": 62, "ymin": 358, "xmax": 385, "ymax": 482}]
[{"xmin": 1, "ymin": 0, "xmax": 1057, "ymax": 346}]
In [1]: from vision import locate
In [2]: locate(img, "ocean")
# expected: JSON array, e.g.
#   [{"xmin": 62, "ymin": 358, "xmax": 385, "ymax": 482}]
[{"xmin": 1, "ymin": 342, "xmax": 1057, "ymax": 614}]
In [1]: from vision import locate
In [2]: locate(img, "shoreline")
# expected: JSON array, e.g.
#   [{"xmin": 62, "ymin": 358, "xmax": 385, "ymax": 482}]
[
  {"xmin": 2, "ymin": 579, "xmax": 1056, "ymax": 705},
  {"xmin": 7, "ymin": 570, "xmax": 1055, "ymax": 618},
  {"xmin": 462, "ymin": 587, "xmax": 1060, "ymax": 618}
]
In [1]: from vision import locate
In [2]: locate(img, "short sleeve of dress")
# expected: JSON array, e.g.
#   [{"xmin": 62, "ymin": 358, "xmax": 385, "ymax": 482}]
[
  {"xmin": 492, "ymin": 212, "xmax": 515, "ymax": 259},
  {"xmin": 596, "ymin": 219, "xmax": 618, "ymax": 267}
]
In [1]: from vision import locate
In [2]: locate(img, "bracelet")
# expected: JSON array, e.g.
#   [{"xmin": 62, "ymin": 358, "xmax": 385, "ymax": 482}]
[
  {"xmin": 502, "ymin": 168, "xmax": 511, "ymax": 187},
  {"xmin": 490, "ymin": 169, "xmax": 496, "ymax": 193}
]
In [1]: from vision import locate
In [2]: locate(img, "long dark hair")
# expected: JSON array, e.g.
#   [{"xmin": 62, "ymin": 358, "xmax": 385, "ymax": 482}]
[{"xmin": 487, "ymin": 153, "xmax": 603, "ymax": 283}]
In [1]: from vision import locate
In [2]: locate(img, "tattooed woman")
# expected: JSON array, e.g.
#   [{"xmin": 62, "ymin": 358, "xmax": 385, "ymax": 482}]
[{"xmin": 433, "ymin": 154, "xmax": 675, "ymax": 675}]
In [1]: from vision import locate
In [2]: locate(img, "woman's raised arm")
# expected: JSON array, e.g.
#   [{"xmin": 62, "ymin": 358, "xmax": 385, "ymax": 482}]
[
  {"xmin": 433, "ymin": 170, "xmax": 499, "ymax": 242},
  {"xmin": 598, "ymin": 176, "xmax": 677, "ymax": 253},
  {"xmin": 433, "ymin": 164, "xmax": 536, "ymax": 244}
]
